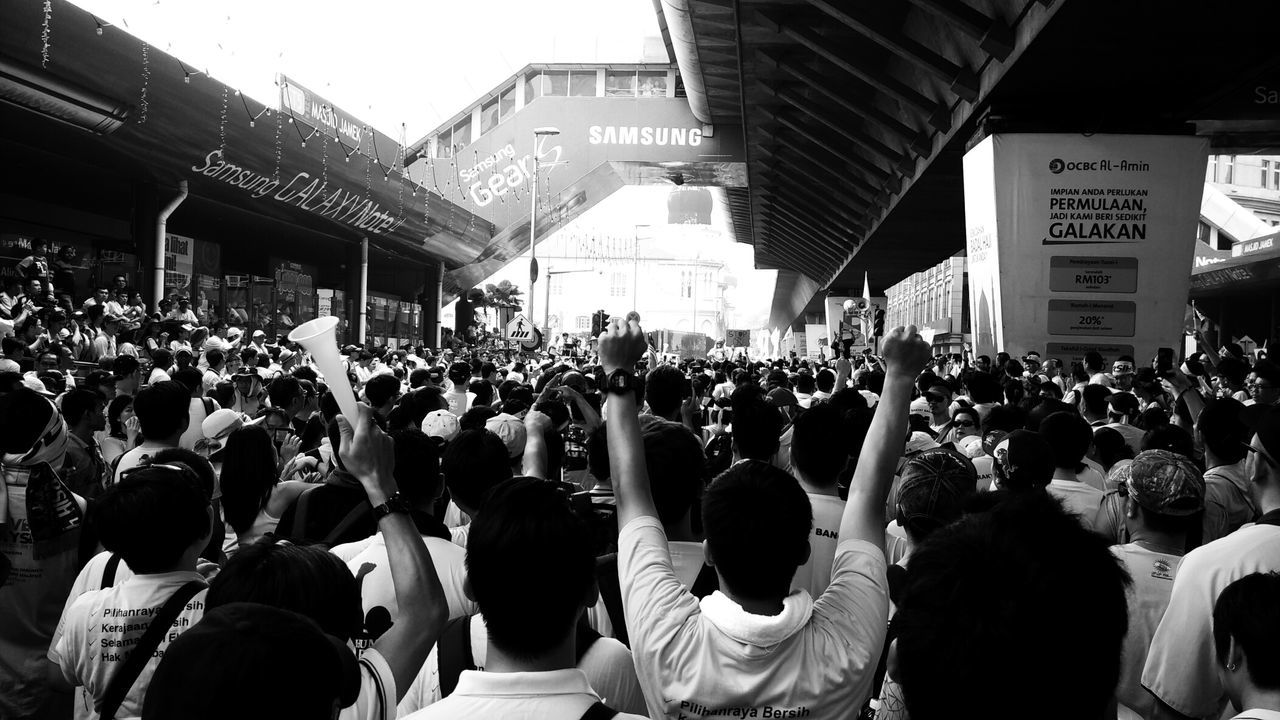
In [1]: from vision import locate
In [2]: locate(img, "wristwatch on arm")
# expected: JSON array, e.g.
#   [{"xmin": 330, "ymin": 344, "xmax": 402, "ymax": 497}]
[
  {"xmin": 371, "ymin": 492, "xmax": 411, "ymax": 521},
  {"xmin": 605, "ymin": 369, "xmax": 636, "ymax": 396}
]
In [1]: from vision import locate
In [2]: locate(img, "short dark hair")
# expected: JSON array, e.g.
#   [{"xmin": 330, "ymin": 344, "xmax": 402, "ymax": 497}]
[
  {"xmin": 815, "ymin": 369, "xmax": 836, "ymax": 393},
  {"xmin": 133, "ymin": 380, "xmax": 191, "ymax": 440},
  {"xmin": 150, "ymin": 347, "xmax": 173, "ymax": 370},
  {"xmin": 441, "ymin": 429, "xmax": 513, "ymax": 512},
  {"xmin": 268, "ymin": 375, "xmax": 303, "ymax": 409},
  {"xmin": 409, "ymin": 368, "xmax": 430, "ymax": 388},
  {"xmin": 172, "ymin": 367, "xmax": 204, "ymax": 395},
  {"xmin": 205, "ymin": 348, "xmax": 225, "ymax": 369},
  {"xmin": 1039, "ymin": 412, "xmax": 1091, "ymax": 470},
  {"xmin": 466, "ymin": 477, "xmax": 594, "ymax": 658},
  {"xmin": 111, "ymin": 354, "xmax": 140, "ymax": 378},
  {"xmin": 1141, "ymin": 424, "xmax": 1195, "ymax": 459},
  {"xmin": 964, "ymin": 372, "xmax": 1002, "ymax": 404},
  {"xmin": 893, "ymin": 491, "xmax": 1130, "ymax": 720},
  {"xmin": 207, "ymin": 541, "xmax": 362, "ymax": 641},
  {"xmin": 730, "ymin": 385, "xmax": 782, "ymax": 460},
  {"xmin": 364, "ymin": 374, "xmax": 401, "ymax": 408},
  {"xmin": 60, "ymin": 389, "xmax": 103, "ymax": 427},
  {"xmin": 91, "ymin": 469, "xmax": 211, "ymax": 573},
  {"xmin": 1197, "ymin": 398, "xmax": 1249, "ymax": 464},
  {"xmin": 645, "ymin": 365, "xmax": 685, "ymax": 418},
  {"xmin": 641, "ymin": 420, "xmax": 705, "ymax": 527},
  {"xmin": 791, "ymin": 404, "xmax": 846, "ymax": 485},
  {"xmin": 702, "ymin": 460, "xmax": 811, "ymax": 600},
  {"xmin": 1213, "ymin": 572, "xmax": 1280, "ymax": 690}
]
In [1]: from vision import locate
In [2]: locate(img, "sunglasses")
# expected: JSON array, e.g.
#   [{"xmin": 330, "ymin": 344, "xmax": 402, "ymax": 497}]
[
  {"xmin": 954, "ymin": 419, "xmax": 976, "ymax": 428},
  {"xmin": 924, "ymin": 392, "xmax": 946, "ymax": 403}
]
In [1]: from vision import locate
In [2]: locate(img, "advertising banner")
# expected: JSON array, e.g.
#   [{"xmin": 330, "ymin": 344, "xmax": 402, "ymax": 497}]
[
  {"xmin": 962, "ymin": 134, "xmax": 1207, "ymax": 365},
  {"xmin": 804, "ymin": 324, "xmax": 828, "ymax": 359},
  {"xmin": 823, "ymin": 295, "xmax": 881, "ymax": 356},
  {"xmin": 164, "ymin": 233, "xmax": 195, "ymax": 298}
]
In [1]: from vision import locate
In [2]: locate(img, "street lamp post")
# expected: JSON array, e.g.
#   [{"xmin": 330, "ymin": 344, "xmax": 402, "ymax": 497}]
[{"xmin": 528, "ymin": 126, "xmax": 560, "ymax": 332}]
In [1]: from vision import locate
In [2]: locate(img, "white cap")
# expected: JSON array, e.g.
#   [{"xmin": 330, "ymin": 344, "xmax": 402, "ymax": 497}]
[
  {"xmin": 421, "ymin": 409, "xmax": 460, "ymax": 443},
  {"xmin": 485, "ymin": 413, "xmax": 527, "ymax": 458}
]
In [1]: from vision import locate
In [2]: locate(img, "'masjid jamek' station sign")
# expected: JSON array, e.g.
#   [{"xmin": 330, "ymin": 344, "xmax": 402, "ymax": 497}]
[{"xmin": 963, "ymin": 133, "xmax": 1208, "ymax": 365}]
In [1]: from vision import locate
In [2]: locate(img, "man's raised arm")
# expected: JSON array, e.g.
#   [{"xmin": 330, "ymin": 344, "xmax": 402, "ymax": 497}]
[
  {"xmin": 838, "ymin": 326, "xmax": 931, "ymax": 549},
  {"xmin": 600, "ymin": 315, "xmax": 657, "ymax": 528}
]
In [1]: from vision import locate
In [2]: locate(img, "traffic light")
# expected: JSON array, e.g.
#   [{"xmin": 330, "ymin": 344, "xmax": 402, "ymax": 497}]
[
  {"xmin": 873, "ymin": 308, "xmax": 886, "ymax": 338},
  {"xmin": 591, "ymin": 310, "xmax": 610, "ymax": 336}
]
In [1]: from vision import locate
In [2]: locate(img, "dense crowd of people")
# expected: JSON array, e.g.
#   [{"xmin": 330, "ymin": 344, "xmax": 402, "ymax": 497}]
[{"xmin": 1, "ymin": 293, "xmax": 1279, "ymax": 719}]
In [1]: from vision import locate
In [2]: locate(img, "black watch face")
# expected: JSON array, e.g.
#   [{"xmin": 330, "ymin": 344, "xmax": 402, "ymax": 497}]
[{"xmin": 609, "ymin": 372, "xmax": 631, "ymax": 392}]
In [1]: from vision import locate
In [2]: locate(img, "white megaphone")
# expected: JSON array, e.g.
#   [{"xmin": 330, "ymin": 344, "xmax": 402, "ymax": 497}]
[{"xmin": 288, "ymin": 316, "xmax": 359, "ymax": 423}]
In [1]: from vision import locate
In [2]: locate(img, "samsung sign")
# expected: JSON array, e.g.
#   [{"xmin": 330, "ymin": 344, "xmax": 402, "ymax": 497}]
[{"xmin": 588, "ymin": 125, "xmax": 703, "ymax": 147}]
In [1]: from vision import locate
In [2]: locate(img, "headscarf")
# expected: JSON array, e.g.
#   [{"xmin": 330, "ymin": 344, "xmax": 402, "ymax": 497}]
[{"xmin": 1, "ymin": 389, "xmax": 82, "ymax": 561}]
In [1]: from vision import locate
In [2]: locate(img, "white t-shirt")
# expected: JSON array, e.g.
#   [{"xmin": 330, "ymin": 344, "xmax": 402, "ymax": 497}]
[
  {"xmin": 400, "ymin": 667, "xmax": 647, "ymax": 720},
  {"xmin": 396, "ymin": 615, "xmax": 646, "ymax": 717},
  {"xmin": 49, "ymin": 571, "xmax": 208, "ymax": 720},
  {"xmin": 112, "ymin": 442, "xmax": 176, "ymax": 483},
  {"xmin": 1047, "ymin": 474, "xmax": 1105, "ymax": 529},
  {"xmin": 179, "ymin": 397, "xmax": 218, "ymax": 451},
  {"xmin": 1110, "ymin": 543, "xmax": 1182, "ymax": 720},
  {"xmin": 443, "ymin": 390, "xmax": 475, "ymax": 418},
  {"xmin": 791, "ymin": 493, "xmax": 846, "ymax": 597},
  {"xmin": 1142, "ymin": 520, "xmax": 1280, "ymax": 718},
  {"xmin": 147, "ymin": 368, "xmax": 170, "ymax": 386},
  {"xmin": 331, "ymin": 532, "xmax": 476, "ymax": 624},
  {"xmin": 618, "ymin": 515, "xmax": 888, "ymax": 720},
  {"xmin": 58, "ymin": 552, "xmax": 138, "ymax": 720},
  {"xmin": 971, "ymin": 455, "xmax": 995, "ymax": 493}
]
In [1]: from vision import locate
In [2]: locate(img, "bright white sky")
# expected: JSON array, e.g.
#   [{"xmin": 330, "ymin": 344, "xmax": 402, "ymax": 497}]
[{"xmin": 70, "ymin": 0, "xmax": 665, "ymax": 141}]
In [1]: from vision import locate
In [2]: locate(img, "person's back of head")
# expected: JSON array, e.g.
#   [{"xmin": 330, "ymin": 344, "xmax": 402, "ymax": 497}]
[
  {"xmin": 143, "ymin": 602, "xmax": 359, "ymax": 720},
  {"xmin": 645, "ymin": 364, "xmax": 685, "ymax": 418},
  {"xmin": 1039, "ymin": 411, "xmax": 1091, "ymax": 471},
  {"xmin": 466, "ymin": 477, "xmax": 595, "ymax": 659},
  {"xmin": 61, "ymin": 388, "xmax": 102, "ymax": 429},
  {"xmin": 112, "ymin": 354, "xmax": 140, "ymax": 382},
  {"xmin": 409, "ymin": 368, "xmax": 430, "ymax": 389},
  {"xmin": 730, "ymin": 384, "xmax": 783, "ymax": 460},
  {"xmin": 1079, "ymin": 384, "xmax": 1111, "ymax": 420},
  {"xmin": 389, "ymin": 428, "xmax": 443, "ymax": 509},
  {"xmin": 1024, "ymin": 397, "xmax": 1074, "ymax": 431},
  {"xmin": 468, "ymin": 379, "xmax": 494, "ymax": 407},
  {"xmin": 1084, "ymin": 350, "xmax": 1105, "ymax": 373},
  {"xmin": 1213, "ymin": 572, "xmax": 1280, "ymax": 707},
  {"xmin": 1197, "ymin": 397, "xmax": 1249, "ymax": 464},
  {"xmin": 218, "ymin": 426, "xmax": 279, "ymax": 535},
  {"xmin": 794, "ymin": 373, "xmax": 816, "ymax": 395},
  {"xmin": 964, "ymin": 371, "xmax": 1002, "ymax": 404},
  {"xmin": 459, "ymin": 405, "xmax": 498, "ymax": 431},
  {"xmin": 791, "ymin": 404, "xmax": 847, "ymax": 487},
  {"xmin": 441, "ymin": 428, "xmax": 513, "ymax": 515},
  {"xmin": 172, "ymin": 366, "xmax": 203, "ymax": 396},
  {"xmin": 267, "ymin": 375, "xmax": 302, "ymax": 410},
  {"xmin": 896, "ymin": 448, "xmax": 976, "ymax": 544},
  {"xmin": 991, "ymin": 429, "xmax": 1055, "ymax": 490},
  {"xmin": 1123, "ymin": 449, "xmax": 1205, "ymax": 538},
  {"xmin": 641, "ymin": 420, "xmax": 705, "ymax": 529},
  {"xmin": 207, "ymin": 541, "xmax": 362, "ymax": 641},
  {"xmin": 1108, "ymin": 391, "xmax": 1140, "ymax": 421},
  {"xmin": 892, "ymin": 491, "xmax": 1130, "ymax": 720},
  {"xmin": 151, "ymin": 348, "xmax": 173, "ymax": 371},
  {"xmin": 1090, "ymin": 427, "xmax": 1133, "ymax": 469},
  {"xmin": 983, "ymin": 403, "xmax": 1025, "ymax": 434},
  {"xmin": 702, "ymin": 460, "xmax": 811, "ymax": 602},
  {"xmin": 205, "ymin": 348, "xmax": 224, "ymax": 370},
  {"xmin": 363, "ymin": 374, "xmax": 400, "ymax": 409},
  {"xmin": 1141, "ymin": 423, "xmax": 1195, "ymax": 459},
  {"xmin": 133, "ymin": 380, "xmax": 191, "ymax": 441},
  {"xmin": 89, "ymin": 467, "xmax": 211, "ymax": 573},
  {"xmin": 1217, "ymin": 357, "xmax": 1248, "ymax": 388},
  {"xmin": 815, "ymin": 368, "xmax": 836, "ymax": 393}
]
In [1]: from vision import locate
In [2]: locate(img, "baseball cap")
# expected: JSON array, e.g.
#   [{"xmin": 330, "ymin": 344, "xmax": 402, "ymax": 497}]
[
  {"xmin": 954, "ymin": 433, "xmax": 984, "ymax": 459},
  {"xmin": 0, "ymin": 359, "xmax": 22, "ymax": 374},
  {"xmin": 253, "ymin": 329, "xmax": 266, "ymax": 338},
  {"xmin": 180, "ymin": 323, "xmax": 194, "ymax": 332},
  {"xmin": 226, "ymin": 327, "xmax": 243, "ymax": 339},
  {"xmin": 991, "ymin": 429, "xmax": 1055, "ymax": 489},
  {"xmin": 142, "ymin": 602, "xmax": 358, "ymax": 719},
  {"xmin": 897, "ymin": 448, "xmax": 977, "ymax": 533},
  {"xmin": 202, "ymin": 409, "xmax": 246, "ymax": 443},
  {"xmin": 485, "ymin": 412, "xmax": 527, "ymax": 458},
  {"xmin": 904, "ymin": 431, "xmax": 940, "ymax": 455},
  {"xmin": 21, "ymin": 375, "xmax": 54, "ymax": 397},
  {"xmin": 426, "ymin": 367, "xmax": 445, "ymax": 384},
  {"xmin": 422, "ymin": 409, "xmax": 461, "ymax": 443},
  {"xmin": 766, "ymin": 387, "xmax": 799, "ymax": 408},
  {"xmin": 981, "ymin": 429, "xmax": 1010, "ymax": 458},
  {"xmin": 1125, "ymin": 449, "xmax": 1205, "ymax": 517}
]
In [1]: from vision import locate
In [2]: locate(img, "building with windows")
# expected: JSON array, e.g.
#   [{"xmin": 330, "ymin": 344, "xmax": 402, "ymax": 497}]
[
  {"xmin": 422, "ymin": 63, "xmax": 682, "ymax": 161},
  {"xmin": 884, "ymin": 255, "xmax": 969, "ymax": 354},
  {"xmin": 1206, "ymin": 154, "xmax": 1280, "ymax": 226}
]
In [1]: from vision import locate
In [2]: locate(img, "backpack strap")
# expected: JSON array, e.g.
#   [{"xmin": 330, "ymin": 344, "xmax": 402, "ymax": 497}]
[
  {"xmin": 438, "ymin": 615, "xmax": 476, "ymax": 699},
  {"xmin": 579, "ymin": 701, "xmax": 618, "ymax": 720},
  {"xmin": 323, "ymin": 501, "xmax": 371, "ymax": 546},
  {"xmin": 574, "ymin": 614, "xmax": 602, "ymax": 663},
  {"xmin": 202, "ymin": 397, "xmax": 214, "ymax": 416},
  {"xmin": 96, "ymin": 580, "xmax": 205, "ymax": 720},
  {"xmin": 100, "ymin": 553, "xmax": 121, "ymax": 590},
  {"xmin": 594, "ymin": 554, "xmax": 629, "ymax": 648}
]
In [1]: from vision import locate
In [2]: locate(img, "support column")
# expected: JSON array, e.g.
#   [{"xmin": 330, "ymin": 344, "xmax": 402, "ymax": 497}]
[
  {"xmin": 963, "ymin": 133, "xmax": 1207, "ymax": 367},
  {"xmin": 344, "ymin": 241, "xmax": 364, "ymax": 344},
  {"xmin": 358, "ymin": 237, "xmax": 369, "ymax": 343},
  {"xmin": 420, "ymin": 261, "xmax": 442, "ymax": 349},
  {"xmin": 132, "ymin": 182, "xmax": 159, "ymax": 303}
]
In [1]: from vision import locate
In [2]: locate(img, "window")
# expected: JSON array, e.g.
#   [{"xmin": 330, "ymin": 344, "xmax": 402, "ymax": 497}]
[
  {"xmin": 1263, "ymin": 159, "xmax": 1280, "ymax": 190},
  {"xmin": 1221, "ymin": 155, "xmax": 1234, "ymax": 184},
  {"xmin": 498, "ymin": 85, "xmax": 516, "ymax": 120},
  {"xmin": 1206, "ymin": 155, "xmax": 1217, "ymax": 182},
  {"xmin": 576, "ymin": 315, "xmax": 590, "ymax": 330},
  {"xmin": 479, "ymin": 98, "xmax": 500, "ymax": 134},
  {"xmin": 605, "ymin": 70, "xmax": 637, "ymax": 97},
  {"xmin": 569, "ymin": 70, "xmax": 596, "ymax": 97},
  {"xmin": 680, "ymin": 269, "xmax": 693, "ymax": 298},
  {"xmin": 549, "ymin": 274, "xmax": 563, "ymax": 296},
  {"xmin": 638, "ymin": 71, "xmax": 669, "ymax": 97},
  {"xmin": 610, "ymin": 272, "xmax": 627, "ymax": 296},
  {"xmin": 433, "ymin": 131, "xmax": 452, "ymax": 159},
  {"xmin": 451, "ymin": 115, "xmax": 472, "ymax": 154},
  {"xmin": 1196, "ymin": 221, "xmax": 1211, "ymax": 245}
]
